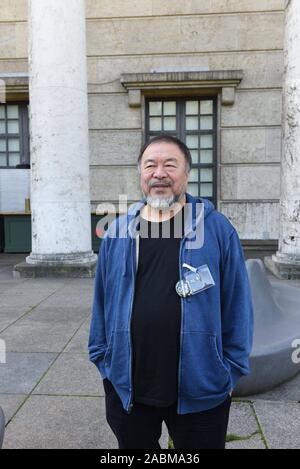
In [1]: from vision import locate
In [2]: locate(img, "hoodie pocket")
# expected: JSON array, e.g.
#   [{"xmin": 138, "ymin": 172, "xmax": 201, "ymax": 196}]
[
  {"xmin": 105, "ymin": 330, "xmax": 130, "ymax": 389},
  {"xmin": 181, "ymin": 331, "xmax": 230, "ymax": 398}
]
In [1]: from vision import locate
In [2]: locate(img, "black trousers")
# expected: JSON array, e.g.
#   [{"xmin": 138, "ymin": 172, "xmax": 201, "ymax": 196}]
[{"xmin": 103, "ymin": 379, "xmax": 232, "ymax": 450}]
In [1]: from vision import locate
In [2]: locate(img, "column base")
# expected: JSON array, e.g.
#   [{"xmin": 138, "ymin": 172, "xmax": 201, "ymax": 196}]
[
  {"xmin": 264, "ymin": 254, "xmax": 300, "ymax": 280},
  {"xmin": 13, "ymin": 251, "xmax": 98, "ymax": 278}
]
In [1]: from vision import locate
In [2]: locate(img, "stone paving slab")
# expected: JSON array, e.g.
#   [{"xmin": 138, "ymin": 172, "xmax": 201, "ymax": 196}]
[
  {"xmin": 0, "ymin": 318, "xmax": 86, "ymax": 353},
  {"xmin": 0, "ymin": 395, "xmax": 28, "ymax": 424},
  {"xmin": 0, "ymin": 318, "xmax": 21, "ymax": 334},
  {"xmin": 0, "ymin": 306, "xmax": 38, "ymax": 332},
  {"xmin": 0, "ymin": 290, "xmax": 60, "ymax": 310},
  {"xmin": 227, "ymin": 402, "xmax": 259, "ymax": 438},
  {"xmin": 64, "ymin": 319, "xmax": 90, "ymax": 353},
  {"xmin": 33, "ymin": 353, "xmax": 103, "ymax": 396},
  {"xmin": 3, "ymin": 395, "xmax": 117, "ymax": 449},
  {"xmin": 0, "ymin": 353, "xmax": 58, "ymax": 394},
  {"xmin": 35, "ymin": 290, "xmax": 93, "ymax": 309},
  {"xmin": 0, "ymin": 281, "xmax": 25, "ymax": 293},
  {"xmin": 253, "ymin": 400, "xmax": 300, "ymax": 449},
  {"xmin": 226, "ymin": 434, "xmax": 266, "ymax": 449},
  {"xmin": 24, "ymin": 304, "xmax": 90, "ymax": 324},
  {"xmin": 0, "ymin": 272, "xmax": 23, "ymax": 282},
  {"xmin": 17, "ymin": 279, "xmax": 66, "ymax": 288}
]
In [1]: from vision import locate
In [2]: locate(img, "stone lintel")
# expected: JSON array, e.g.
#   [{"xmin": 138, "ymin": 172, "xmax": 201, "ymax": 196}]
[{"xmin": 121, "ymin": 70, "xmax": 243, "ymax": 107}]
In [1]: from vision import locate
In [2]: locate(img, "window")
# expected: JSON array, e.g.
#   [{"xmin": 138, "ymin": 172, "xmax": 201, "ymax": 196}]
[
  {"xmin": 146, "ymin": 97, "xmax": 217, "ymax": 203},
  {"xmin": 0, "ymin": 103, "xmax": 30, "ymax": 168}
]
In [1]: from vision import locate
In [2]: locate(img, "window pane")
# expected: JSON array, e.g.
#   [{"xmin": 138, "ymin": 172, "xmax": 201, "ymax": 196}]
[
  {"xmin": 189, "ymin": 168, "xmax": 199, "ymax": 182},
  {"xmin": 186, "ymin": 135, "xmax": 198, "ymax": 149},
  {"xmin": 0, "ymin": 121, "xmax": 5, "ymax": 133},
  {"xmin": 186, "ymin": 101, "xmax": 199, "ymax": 115},
  {"xmin": 149, "ymin": 101, "xmax": 162, "ymax": 116},
  {"xmin": 0, "ymin": 106, "xmax": 5, "ymax": 119},
  {"xmin": 163, "ymin": 117, "xmax": 176, "ymax": 131},
  {"xmin": 8, "ymin": 138, "xmax": 20, "ymax": 151},
  {"xmin": 190, "ymin": 149, "xmax": 198, "ymax": 164},
  {"xmin": 200, "ymin": 149, "xmax": 213, "ymax": 164},
  {"xmin": 7, "ymin": 120, "xmax": 19, "ymax": 134},
  {"xmin": 0, "ymin": 138, "xmax": 6, "ymax": 151},
  {"xmin": 163, "ymin": 101, "xmax": 176, "ymax": 116},
  {"xmin": 200, "ymin": 168, "xmax": 213, "ymax": 182},
  {"xmin": 200, "ymin": 100, "xmax": 213, "ymax": 114},
  {"xmin": 0, "ymin": 153, "xmax": 6, "ymax": 166},
  {"xmin": 200, "ymin": 116, "xmax": 213, "ymax": 130},
  {"xmin": 7, "ymin": 105, "xmax": 19, "ymax": 119},
  {"xmin": 200, "ymin": 135, "xmax": 213, "ymax": 149},
  {"xmin": 186, "ymin": 116, "xmax": 198, "ymax": 131},
  {"xmin": 188, "ymin": 183, "xmax": 199, "ymax": 197},
  {"xmin": 146, "ymin": 97, "xmax": 215, "ymax": 203},
  {"xmin": 149, "ymin": 117, "xmax": 162, "ymax": 131},
  {"xmin": 200, "ymin": 183, "xmax": 213, "ymax": 197},
  {"xmin": 9, "ymin": 152, "xmax": 21, "ymax": 166}
]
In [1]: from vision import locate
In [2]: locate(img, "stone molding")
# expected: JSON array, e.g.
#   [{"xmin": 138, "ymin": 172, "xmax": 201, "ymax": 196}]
[{"xmin": 121, "ymin": 70, "xmax": 243, "ymax": 107}]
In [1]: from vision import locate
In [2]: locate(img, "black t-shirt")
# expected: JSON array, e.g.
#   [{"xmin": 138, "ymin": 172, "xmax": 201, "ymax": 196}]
[{"xmin": 130, "ymin": 206, "xmax": 184, "ymax": 407}]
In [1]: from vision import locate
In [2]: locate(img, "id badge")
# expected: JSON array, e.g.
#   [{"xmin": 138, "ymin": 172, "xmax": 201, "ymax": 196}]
[{"xmin": 176, "ymin": 263, "xmax": 215, "ymax": 298}]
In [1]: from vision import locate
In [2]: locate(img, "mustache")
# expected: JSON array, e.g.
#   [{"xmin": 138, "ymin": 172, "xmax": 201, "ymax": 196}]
[{"xmin": 148, "ymin": 180, "xmax": 172, "ymax": 188}]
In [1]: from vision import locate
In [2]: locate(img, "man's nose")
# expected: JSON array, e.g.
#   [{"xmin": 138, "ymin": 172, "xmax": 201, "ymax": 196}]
[{"xmin": 152, "ymin": 166, "xmax": 168, "ymax": 178}]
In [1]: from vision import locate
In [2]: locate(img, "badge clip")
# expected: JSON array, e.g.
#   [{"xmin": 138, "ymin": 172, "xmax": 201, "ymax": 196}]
[{"xmin": 176, "ymin": 263, "xmax": 215, "ymax": 298}]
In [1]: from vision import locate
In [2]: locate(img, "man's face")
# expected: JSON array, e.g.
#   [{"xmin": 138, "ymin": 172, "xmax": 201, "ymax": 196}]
[{"xmin": 139, "ymin": 141, "xmax": 189, "ymax": 209}]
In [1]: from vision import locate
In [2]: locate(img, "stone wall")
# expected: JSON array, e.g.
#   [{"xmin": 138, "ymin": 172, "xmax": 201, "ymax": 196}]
[{"xmin": 0, "ymin": 0, "xmax": 285, "ymax": 239}]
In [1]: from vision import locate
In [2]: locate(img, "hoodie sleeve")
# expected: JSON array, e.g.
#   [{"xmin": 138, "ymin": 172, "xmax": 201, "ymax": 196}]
[
  {"xmin": 221, "ymin": 228, "xmax": 254, "ymax": 389},
  {"xmin": 88, "ymin": 235, "xmax": 108, "ymax": 378}
]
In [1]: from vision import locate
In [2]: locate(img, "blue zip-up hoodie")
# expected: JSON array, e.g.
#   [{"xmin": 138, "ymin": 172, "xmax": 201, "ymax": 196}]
[{"xmin": 88, "ymin": 193, "xmax": 254, "ymax": 415}]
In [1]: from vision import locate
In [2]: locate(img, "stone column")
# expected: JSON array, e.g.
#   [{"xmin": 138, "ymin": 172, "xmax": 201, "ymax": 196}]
[
  {"xmin": 14, "ymin": 0, "xmax": 97, "ymax": 278},
  {"xmin": 265, "ymin": 0, "xmax": 300, "ymax": 279}
]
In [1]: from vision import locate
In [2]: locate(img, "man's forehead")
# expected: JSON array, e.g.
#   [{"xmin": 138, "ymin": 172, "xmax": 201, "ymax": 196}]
[{"xmin": 142, "ymin": 142, "xmax": 184, "ymax": 160}]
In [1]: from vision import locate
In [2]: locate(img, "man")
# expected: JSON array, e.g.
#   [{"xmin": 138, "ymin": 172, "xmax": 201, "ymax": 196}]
[{"xmin": 88, "ymin": 135, "xmax": 253, "ymax": 449}]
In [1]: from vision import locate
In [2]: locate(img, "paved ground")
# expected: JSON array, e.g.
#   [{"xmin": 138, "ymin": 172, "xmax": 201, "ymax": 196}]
[{"xmin": 1, "ymin": 253, "xmax": 300, "ymax": 449}]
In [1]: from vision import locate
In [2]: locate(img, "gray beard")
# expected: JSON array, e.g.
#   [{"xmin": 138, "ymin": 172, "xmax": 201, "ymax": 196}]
[{"xmin": 145, "ymin": 194, "xmax": 181, "ymax": 211}]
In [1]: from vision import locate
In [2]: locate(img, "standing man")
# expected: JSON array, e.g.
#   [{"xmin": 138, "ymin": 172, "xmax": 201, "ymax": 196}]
[{"xmin": 88, "ymin": 135, "xmax": 253, "ymax": 449}]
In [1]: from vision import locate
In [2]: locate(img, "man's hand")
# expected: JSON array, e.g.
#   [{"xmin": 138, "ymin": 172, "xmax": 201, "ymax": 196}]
[{"xmin": 229, "ymin": 390, "xmax": 233, "ymax": 397}]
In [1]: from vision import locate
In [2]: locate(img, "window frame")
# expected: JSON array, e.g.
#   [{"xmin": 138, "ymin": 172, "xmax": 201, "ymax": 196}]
[
  {"xmin": 145, "ymin": 96, "xmax": 217, "ymax": 204},
  {"xmin": 0, "ymin": 102, "xmax": 30, "ymax": 169}
]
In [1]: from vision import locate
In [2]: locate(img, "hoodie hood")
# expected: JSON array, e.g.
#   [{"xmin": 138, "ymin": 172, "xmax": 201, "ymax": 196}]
[
  {"xmin": 126, "ymin": 192, "xmax": 215, "ymax": 237},
  {"xmin": 119, "ymin": 193, "xmax": 215, "ymax": 276}
]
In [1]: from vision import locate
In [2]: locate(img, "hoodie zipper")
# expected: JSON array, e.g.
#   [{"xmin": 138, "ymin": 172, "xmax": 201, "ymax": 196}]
[
  {"xmin": 126, "ymin": 237, "xmax": 136, "ymax": 414},
  {"xmin": 177, "ymin": 236, "xmax": 185, "ymax": 415},
  {"xmin": 124, "ymin": 195, "xmax": 207, "ymax": 415}
]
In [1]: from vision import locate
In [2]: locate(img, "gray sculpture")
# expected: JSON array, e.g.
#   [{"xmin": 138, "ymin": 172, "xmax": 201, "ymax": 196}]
[
  {"xmin": 235, "ymin": 258, "xmax": 300, "ymax": 396},
  {"xmin": 0, "ymin": 406, "xmax": 5, "ymax": 449}
]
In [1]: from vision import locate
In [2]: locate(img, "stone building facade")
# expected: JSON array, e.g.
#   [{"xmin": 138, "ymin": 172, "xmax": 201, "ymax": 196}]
[{"xmin": 0, "ymin": 0, "xmax": 299, "ymax": 278}]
